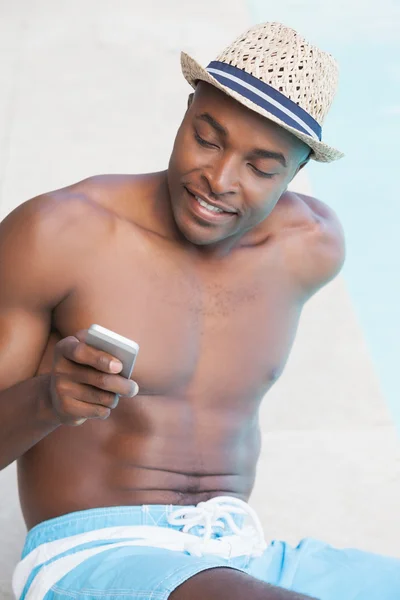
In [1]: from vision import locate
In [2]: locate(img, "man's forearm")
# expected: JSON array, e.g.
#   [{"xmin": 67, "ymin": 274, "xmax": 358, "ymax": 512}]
[{"xmin": 0, "ymin": 374, "xmax": 60, "ymax": 470}]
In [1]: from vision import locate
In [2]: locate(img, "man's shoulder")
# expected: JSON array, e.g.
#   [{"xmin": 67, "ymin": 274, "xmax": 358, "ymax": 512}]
[
  {"xmin": 0, "ymin": 174, "xmax": 141, "ymax": 265},
  {"xmin": 65, "ymin": 173, "xmax": 166, "ymax": 229},
  {"xmin": 69, "ymin": 173, "xmax": 141, "ymax": 199},
  {"xmin": 0, "ymin": 173, "xmax": 159, "ymax": 309},
  {"xmin": 17, "ymin": 173, "xmax": 147, "ymax": 235},
  {"xmin": 58, "ymin": 173, "xmax": 143, "ymax": 217},
  {"xmin": 272, "ymin": 191, "xmax": 341, "ymax": 234},
  {"xmin": 0, "ymin": 180, "xmax": 108, "ymax": 304},
  {"xmin": 272, "ymin": 190, "xmax": 346, "ymax": 296}
]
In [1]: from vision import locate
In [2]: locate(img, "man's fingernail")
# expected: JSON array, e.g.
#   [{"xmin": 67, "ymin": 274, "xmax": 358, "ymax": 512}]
[
  {"xmin": 131, "ymin": 382, "xmax": 139, "ymax": 396},
  {"xmin": 110, "ymin": 360, "xmax": 122, "ymax": 372}
]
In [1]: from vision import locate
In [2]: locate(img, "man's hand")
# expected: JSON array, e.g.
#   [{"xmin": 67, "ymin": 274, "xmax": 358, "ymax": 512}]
[{"xmin": 49, "ymin": 329, "xmax": 139, "ymax": 426}]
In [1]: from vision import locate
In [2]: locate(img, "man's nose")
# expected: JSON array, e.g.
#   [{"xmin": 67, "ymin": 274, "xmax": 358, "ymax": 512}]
[{"xmin": 204, "ymin": 155, "xmax": 238, "ymax": 197}]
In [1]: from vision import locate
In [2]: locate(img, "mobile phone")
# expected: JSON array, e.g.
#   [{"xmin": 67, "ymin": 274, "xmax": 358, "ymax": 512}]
[{"xmin": 86, "ymin": 324, "xmax": 139, "ymax": 379}]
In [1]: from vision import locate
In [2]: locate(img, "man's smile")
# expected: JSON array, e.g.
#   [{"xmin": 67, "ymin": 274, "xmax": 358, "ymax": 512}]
[{"xmin": 184, "ymin": 186, "xmax": 237, "ymax": 225}]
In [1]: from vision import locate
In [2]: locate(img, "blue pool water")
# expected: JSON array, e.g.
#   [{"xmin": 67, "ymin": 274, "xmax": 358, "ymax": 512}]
[{"xmin": 248, "ymin": 1, "xmax": 400, "ymax": 431}]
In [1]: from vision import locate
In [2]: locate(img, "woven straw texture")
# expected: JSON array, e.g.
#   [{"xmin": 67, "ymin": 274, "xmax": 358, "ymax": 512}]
[{"xmin": 181, "ymin": 22, "xmax": 343, "ymax": 163}]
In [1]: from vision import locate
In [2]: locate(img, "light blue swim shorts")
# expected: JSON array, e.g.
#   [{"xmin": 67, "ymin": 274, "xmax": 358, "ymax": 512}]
[{"xmin": 13, "ymin": 496, "xmax": 400, "ymax": 600}]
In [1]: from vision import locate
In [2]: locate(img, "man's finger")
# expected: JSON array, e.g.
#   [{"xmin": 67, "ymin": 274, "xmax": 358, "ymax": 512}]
[{"xmin": 56, "ymin": 336, "xmax": 123, "ymax": 374}]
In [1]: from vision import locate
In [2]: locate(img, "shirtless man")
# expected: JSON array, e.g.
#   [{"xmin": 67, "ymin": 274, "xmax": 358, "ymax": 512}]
[{"xmin": 1, "ymin": 21, "xmax": 399, "ymax": 600}]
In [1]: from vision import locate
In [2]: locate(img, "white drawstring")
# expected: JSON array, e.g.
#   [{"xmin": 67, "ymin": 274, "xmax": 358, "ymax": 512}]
[{"xmin": 167, "ymin": 496, "xmax": 266, "ymax": 558}]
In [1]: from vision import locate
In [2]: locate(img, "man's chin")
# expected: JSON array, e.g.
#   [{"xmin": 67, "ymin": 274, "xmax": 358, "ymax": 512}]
[
  {"xmin": 172, "ymin": 210, "xmax": 224, "ymax": 246},
  {"xmin": 178, "ymin": 223, "xmax": 221, "ymax": 246}
]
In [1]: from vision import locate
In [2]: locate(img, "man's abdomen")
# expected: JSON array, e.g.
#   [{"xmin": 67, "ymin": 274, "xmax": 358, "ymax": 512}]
[{"xmin": 17, "ymin": 395, "xmax": 261, "ymax": 529}]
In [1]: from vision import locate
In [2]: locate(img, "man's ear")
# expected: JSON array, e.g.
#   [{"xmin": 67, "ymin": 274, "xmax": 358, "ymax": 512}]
[
  {"xmin": 291, "ymin": 151, "xmax": 311, "ymax": 180},
  {"xmin": 187, "ymin": 93, "xmax": 194, "ymax": 110}
]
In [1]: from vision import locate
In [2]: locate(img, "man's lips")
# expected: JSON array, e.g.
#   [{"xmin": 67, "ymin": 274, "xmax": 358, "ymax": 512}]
[
  {"xmin": 184, "ymin": 187, "xmax": 237, "ymax": 224},
  {"xmin": 184, "ymin": 187, "xmax": 237, "ymax": 214}
]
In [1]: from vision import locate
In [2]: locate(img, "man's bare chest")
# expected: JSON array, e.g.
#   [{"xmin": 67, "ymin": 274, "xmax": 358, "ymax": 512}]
[{"xmin": 50, "ymin": 234, "xmax": 302, "ymax": 403}]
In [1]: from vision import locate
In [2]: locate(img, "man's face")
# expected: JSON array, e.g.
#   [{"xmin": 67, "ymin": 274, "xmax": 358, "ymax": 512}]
[{"xmin": 167, "ymin": 82, "xmax": 310, "ymax": 247}]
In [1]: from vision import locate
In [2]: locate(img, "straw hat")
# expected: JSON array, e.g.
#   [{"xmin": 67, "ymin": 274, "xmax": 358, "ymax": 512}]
[{"xmin": 181, "ymin": 22, "xmax": 343, "ymax": 163}]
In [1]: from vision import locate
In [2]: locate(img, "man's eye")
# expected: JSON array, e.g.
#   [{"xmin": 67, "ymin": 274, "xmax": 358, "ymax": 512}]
[
  {"xmin": 249, "ymin": 164, "xmax": 274, "ymax": 178},
  {"xmin": 194, "ymin": 132, "xmax": 217, "ymax": 148}
]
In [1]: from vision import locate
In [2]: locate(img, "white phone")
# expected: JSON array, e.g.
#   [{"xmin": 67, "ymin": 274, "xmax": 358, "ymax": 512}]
[{"xmin": 86, "ymin": 324, "xmax": 139, "ymax": 379}]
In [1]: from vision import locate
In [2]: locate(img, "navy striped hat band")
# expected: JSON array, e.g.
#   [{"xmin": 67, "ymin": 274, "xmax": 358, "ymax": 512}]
[{"xmin": 206, "ymin": 61, "xmax": 322, "ymax": 142}]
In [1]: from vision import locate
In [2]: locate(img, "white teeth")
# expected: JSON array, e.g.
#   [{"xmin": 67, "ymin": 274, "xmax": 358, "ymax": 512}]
[{"xmin": 195, "ymin": 196, "xmax": 224, "ymax": 213}]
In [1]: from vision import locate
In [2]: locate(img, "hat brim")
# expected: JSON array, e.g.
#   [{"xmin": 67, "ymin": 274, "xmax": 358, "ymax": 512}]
[{"xmin": 181, "ymin": 52, "xmax": 344, "ymax": 163}]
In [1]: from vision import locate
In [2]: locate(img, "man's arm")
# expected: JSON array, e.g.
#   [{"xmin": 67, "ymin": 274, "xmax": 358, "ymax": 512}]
[
  {"xmin": 282, "ymin": 192, "xmax": 346, "ymax": 298},
  {"xmin": 0, "ymin": 192, "xmax": 86, "ymax": 469}
]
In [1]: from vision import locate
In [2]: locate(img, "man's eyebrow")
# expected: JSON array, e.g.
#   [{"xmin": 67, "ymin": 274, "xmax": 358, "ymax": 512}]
[
  {"xmin": 196, "ymin": 113, "xmax": 227, "ymax": 136},
  {"xmin": 250, "ymin": 148, "xmax": 287, "ymax": 168}
]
